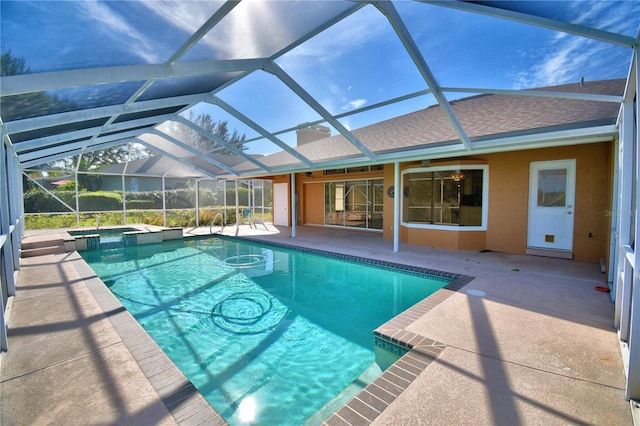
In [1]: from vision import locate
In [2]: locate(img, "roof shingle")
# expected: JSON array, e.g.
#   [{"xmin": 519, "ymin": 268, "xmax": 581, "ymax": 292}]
[{"xmin": 234, "ymin": 78, "xmax": 624, "ymax": 171}]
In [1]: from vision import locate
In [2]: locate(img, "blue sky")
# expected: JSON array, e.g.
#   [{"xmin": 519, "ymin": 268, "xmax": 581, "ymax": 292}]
[{"xmin": 2, "ymin": 1, "xmax": 638, "ymax": 154}]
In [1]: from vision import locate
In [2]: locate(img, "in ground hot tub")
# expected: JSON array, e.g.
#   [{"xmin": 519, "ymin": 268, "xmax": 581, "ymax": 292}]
[{"xmin": 66, "ymin": 226, "xmax": 182, "ymax": 251}]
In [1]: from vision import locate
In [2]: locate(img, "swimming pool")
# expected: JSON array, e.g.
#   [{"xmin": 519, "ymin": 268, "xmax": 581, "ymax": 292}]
[{"xmin": 81, "ymin": 236, "xmax": 450, "ymax": 425}]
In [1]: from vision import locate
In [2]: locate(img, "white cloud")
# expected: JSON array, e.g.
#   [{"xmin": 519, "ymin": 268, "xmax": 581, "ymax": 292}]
[
  {"xmin": 278, "ymin": 6, "xmax": 387, "ymax": 71},
  {"xmin": 320, "ymin": 84, "xmax": 368, "ymax": 113},
  {"xmin": 348, "ymin": 99, "xmax": 367, "ymax": 109},
  {"xmin": 512, "ymin": 1, "xmax": 637, "ymax": 89},
  {"xmin": 77, "ymin": 1, "xmax": 161, "ymax": 63}
]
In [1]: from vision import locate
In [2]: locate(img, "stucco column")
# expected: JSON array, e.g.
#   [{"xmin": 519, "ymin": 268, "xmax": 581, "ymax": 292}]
[
  {"xmin": 291, "ymin": 172, "xmax": 296, "ymax": 238},
  {"xmin": 394, "ymin": 161, "xmax": 400, "ymax": 252}
]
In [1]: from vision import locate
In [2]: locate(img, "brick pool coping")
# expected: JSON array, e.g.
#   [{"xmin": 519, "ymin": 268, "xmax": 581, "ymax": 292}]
[
  {"xmin": 71, "ymin": 253, "xmax": 225, "ymax": 425},
  {"xmin": 74, "ymin": 235, "xmax": 474, "ymax": 425}
]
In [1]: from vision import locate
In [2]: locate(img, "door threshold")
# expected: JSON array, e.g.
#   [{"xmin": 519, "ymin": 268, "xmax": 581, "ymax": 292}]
[{"xmin": 526, "ymin": 247, "xmax": 573, "ymax": 259}]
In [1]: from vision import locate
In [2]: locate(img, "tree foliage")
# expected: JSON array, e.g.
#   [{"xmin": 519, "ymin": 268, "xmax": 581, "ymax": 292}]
[
  {"xmin": 3, "ymin": 49, "xmax": 245, "ymax": 174},
  {"xmin": 79, "ymin": 144, "xmax": 150, "ymax": 170},
  {"xmin": 1, "ymin": 48, "xmax": 77, "ymax": 121},
  {"xmin": 2, "ymin": 48, "xmax": 152, "ymax": 166},
  {"xmin": 175, "ymin": 110, "xmax": 247, "ymax": 155},
  {"xmin": 1, "ymin": 48, "xmax": 30, "ymax": 76}
]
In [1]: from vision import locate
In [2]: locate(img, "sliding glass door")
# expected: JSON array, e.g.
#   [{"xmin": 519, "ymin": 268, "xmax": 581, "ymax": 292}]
[{"xmin": 324, "ymin": 179, "xmax": 383, "ymax": 230}]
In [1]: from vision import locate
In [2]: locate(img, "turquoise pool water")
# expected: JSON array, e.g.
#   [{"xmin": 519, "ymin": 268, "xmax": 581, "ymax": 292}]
[
  {"xmin": 68, "ymin": 227, "xmax": 139, "ymax": 237},
  {"xmin": 81, "ymin": 237, "xmax": 449, "ymax": 425}
]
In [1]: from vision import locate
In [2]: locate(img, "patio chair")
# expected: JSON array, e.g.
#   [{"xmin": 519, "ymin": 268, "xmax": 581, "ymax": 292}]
[
  {"xmin": 252, "ymin": 213, "xmax": 269, "ymax": 230},
  {"xmin": 241, "ymin": 208, "xmax": 255, "ymax": 228}
]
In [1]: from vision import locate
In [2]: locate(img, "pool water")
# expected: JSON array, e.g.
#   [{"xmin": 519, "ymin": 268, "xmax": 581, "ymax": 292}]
[
  {"xmin": 68, "ymin": 227, "xmax": 139, "ymax": 238},
  {"xmin": 81, "ymin": 237, "xmax": 449, "ymax": 425}
]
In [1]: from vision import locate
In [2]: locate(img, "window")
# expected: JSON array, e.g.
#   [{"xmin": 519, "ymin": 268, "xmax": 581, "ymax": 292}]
[
  {"xmin": 402, "ymin": 166, "xmax": 487, "ymax": 230},
  {"xmin": 537, "ymin": 169, "xmax": 566, "ymax": 207}
]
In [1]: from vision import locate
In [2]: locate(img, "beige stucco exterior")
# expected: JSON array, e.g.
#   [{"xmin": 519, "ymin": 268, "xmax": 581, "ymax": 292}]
[{"xmin": 273, "ymin": 140, "xmax": 613, "ymax": 264}]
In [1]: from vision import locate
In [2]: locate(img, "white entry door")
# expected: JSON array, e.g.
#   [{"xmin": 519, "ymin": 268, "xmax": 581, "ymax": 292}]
[
  {"xmin": 273, "ymin": 183, "xmax": 289, "ymax": 226},
  {"xmin": 527, "ymin": 160, "xmax": 576, "ymax": 253}
]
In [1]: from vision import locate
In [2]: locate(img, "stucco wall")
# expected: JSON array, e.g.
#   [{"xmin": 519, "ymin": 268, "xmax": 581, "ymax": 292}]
[
  {"xmin": 289, "ymin": 141, "xmax": 612, "ymax": 262},
  {"xmin": 380, "ymin": 142, "xmax": 612, "ymax": 261},
  {"xmin": 485, "ymin": 143, "xmax": 612, "ymax": 261},
  {"xmin": 303, "ymin": 182, "xmax": 325, "ymax": 225}
]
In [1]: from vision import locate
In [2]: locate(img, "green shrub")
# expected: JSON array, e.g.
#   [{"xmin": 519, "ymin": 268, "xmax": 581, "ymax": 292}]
[
  {"xmin": 25, "ymin": 214, "xmax": 77, "ymax": 229},
  {"xmin": 165, "ymin": 189, "xmax": 196, "ymax": 209},
  {"xmin": 166, "ymin": 209, "xmax": 197, "ymax": 227},
  {"xmin": 78, "ymin": 191, "xmax": 122, "ymax": 211},
  {"xmin": 198, "ymin": 188, "xmax": 218, "ymax": 207},
  {"xmin": 79, "ymin": 212, "xmax": 124, "ymax": 227},
  {"xmin": 125, "ymin": 210, "xmax": 164, "ymax": 226},
  {"xmin": 125, "ymin": 190, "xmax": 163, "ymax": 208},
  {"xmin": 56, "ymin": 181, "xmax": 76, "ymax": 191},
  {"xmin": 125, "ymin": 200, "xmax": 157, "ymax": 210},
  {"xmin": 24, "ymin": 189, "xmax": 74, "ymax": 213},
  {"xmin": 199, "ymin": 209, "xmax": 222, "ymax": 226}
]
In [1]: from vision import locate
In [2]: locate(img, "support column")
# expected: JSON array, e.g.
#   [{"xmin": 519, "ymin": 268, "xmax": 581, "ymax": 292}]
[
  {"xmin": 626, "ymin": 46, "xmax": 640, "ymax": 403},
  {"xmin": 7, "ymin": 147, "xmax": 21, "ymax": 270},
  {"xmin": 235, "ymin": 179, "xmax": 240, "ymax": 227},
  {"xmin": 393, "ymin": 162, "xmax": 400, "ymax": 252},
  {"xmin": 1, "ymin": 130, "xmax": 13, "ymax": 351},
  {"xmin": 291, "ymin": 173, "xmax": 296, "ymax": 238},
  {"xmin": 195, "ymin": 180, "xmax": 200, "ymax": 227},
  {"xmin": 0, "ymin": 138, "xmax": 16, "ymax": 298},
  {"xmin": 615, "ymin": 99, "xmax": 635, "ymax": 328},
  {"xmin": 75, "ymin": 156, "xmax": 81, "ymax": 227}
]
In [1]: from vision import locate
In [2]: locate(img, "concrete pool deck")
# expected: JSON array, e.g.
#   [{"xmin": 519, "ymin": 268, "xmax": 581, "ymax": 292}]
[{"xmin": 1, "ymin": 225, "xmax": 633, "ymax": 425}]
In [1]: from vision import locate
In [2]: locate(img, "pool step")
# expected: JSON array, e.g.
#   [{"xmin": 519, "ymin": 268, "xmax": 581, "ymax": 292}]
[{"xmin": 20, "ymin": 239, "xmax": 66, "ymax": 258}]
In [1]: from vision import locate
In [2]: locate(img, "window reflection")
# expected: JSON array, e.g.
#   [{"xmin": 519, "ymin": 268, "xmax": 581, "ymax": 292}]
[
  {"xmin": 324, "ymin": 179, "xmax": 383, "ymax": 230},
  {"xmin": 403, "ymin": 169, "xmax": 484, "ymax": 226},
  {"xmin": 537, "ymin": 169, "xmax": 567, "ymax": 207}
]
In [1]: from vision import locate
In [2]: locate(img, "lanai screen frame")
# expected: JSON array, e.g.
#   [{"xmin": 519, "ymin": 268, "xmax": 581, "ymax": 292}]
[
  {"xmin": 21, "ymin": 151, "xmax": 273, "ymax": 229},
  {"xmin": 0, "ymin": 0, "xmax": 639, "ymax": 408}
]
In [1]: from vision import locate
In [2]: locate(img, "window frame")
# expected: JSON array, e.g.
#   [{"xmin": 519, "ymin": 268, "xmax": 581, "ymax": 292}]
[{"xmin": 401, "ymin": 165, "xmax": 489, "ymax": 231}]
